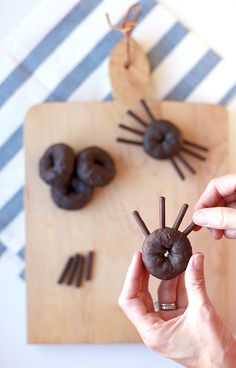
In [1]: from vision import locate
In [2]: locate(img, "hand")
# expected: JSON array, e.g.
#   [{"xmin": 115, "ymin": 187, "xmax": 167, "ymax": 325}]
[
  {"xmin": 193, "ymin": 173, "xmax": 236, "ymax": 239},
  {"xmin": 118, "ymin": 251, "xmax": 236, "ymax": 368}
]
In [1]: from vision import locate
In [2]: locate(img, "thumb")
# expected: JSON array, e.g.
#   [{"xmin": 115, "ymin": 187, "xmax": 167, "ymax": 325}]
[
  {"xmin": 185, "ymin": 253, "xmax": 209, "ymax": 307},
  {"xmin": 193, "ymin": 207, "xmax": 236, "ymax": 230}
]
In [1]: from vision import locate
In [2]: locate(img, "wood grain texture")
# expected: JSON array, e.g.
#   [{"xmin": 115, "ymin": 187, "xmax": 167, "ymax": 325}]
[
  {"xmin": 109, "ymin": 38, "xmax": 151, "ymax": 103},
  {"xmin": 25, "ymin": 100, "xmax": 229, "ymax": 343}
]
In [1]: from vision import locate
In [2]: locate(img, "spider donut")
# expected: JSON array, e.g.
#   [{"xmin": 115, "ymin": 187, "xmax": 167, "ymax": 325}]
[
  {"xmin": 133, "ymin": 197, "xmax": 196, "ymax": 280},
  {"xmin": 117, "ymin": 99, "xmax": 208, "ymax": 180}
]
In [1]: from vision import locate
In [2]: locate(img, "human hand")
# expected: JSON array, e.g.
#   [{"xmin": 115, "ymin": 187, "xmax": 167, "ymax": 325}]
[
  {"xmin": 193, "ymin": 173, "xmax": 236, "ymax": 239},
  {"xmin": 118, "ymin": 251, "xmax": 236, "ymax": 368}
]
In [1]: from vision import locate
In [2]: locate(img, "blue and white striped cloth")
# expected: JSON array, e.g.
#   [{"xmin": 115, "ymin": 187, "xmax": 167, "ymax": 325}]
[{"xmin": 1, "ymin": 0, "xmax": 236, "ymax": 279}]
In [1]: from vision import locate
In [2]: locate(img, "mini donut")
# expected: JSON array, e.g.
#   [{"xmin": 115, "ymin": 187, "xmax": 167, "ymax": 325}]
[
  {"xmin": 39, "ymin": 143, "xmax": 74, "ymax": 188},
  {"xmin": 51, "ymin": 176, "xmax": 94, "ymax": 210},
  {"xmin": 142, "ymin": 227, "xmax": 192, "ymax": 280},
  {"xmin": 76, "ymin": 146, "xmax": 116, "ymax": 187},
  {"xmin": 143, "ymin": 120, "xmax": 183, "ymax": 159}
]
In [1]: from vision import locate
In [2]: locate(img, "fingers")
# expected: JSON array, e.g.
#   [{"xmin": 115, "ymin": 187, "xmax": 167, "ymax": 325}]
[
  {"xmin": 140, "ymin": 263, "xmax": 150, "ymax": 291},
  {"xmin": 140, "ymin": 265, "xmax": 155, "ymax": 314},
  {"xmin": 157, "ymin": 276, "xmax": 187, "ymax": 320},
  {"xmin": 185, "ymin": 253, "xmax": 209, "ymax": 308},
  {"xmin": 158, "ymin": 277, "xmax": 178, "ymax": 304},
  {"xmin": 211, "ymin": 228, "xmax": 224, "ymax": 240},
  {"xmin": 119, "ymin": 251, "xmax": 145, "ymax": 300},
  {"xmin": 193, "ymin": 224, "xmax": 202, "ymax": 232},
  {"xmin": 193, "ymin": 207, "xmax": 236, "ymax": 230},
  {"xmin": 119, "ymin": 252, "xmax": 159, "ymax": 325},
  {"xmin": 176, "ymin": 272, "xmax": 188, "ymax": 308},
  {"xmin": 224, "ymin": 229, "xmax": 236, "ymax": 239},
  {"xmin": 194, "ymin": 174, "xmax": 236, "ymax": 211},
  {"xmin": 211, "ymin": 202, "xmax": 236, "ymax": 237}
]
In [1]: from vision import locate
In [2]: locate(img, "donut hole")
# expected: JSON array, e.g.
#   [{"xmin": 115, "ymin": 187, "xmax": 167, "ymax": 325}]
[
  {"xmin": 66, "ymin": 183, "xmax": 75, "ymax": 194},
  {"xmin": 152, "ymin": 129, "xmax": 164, "ymax": 144},
  {"xmin": 76, "ymin": 146, "xmax": 116, "ymax": 187},
  {"xmin": 46, "ymin": 154, "xmax": 54, "ymax": 169},
  {"xmin": 94, "ymin": 158, "xmax": 105, "ymax": 167},
  {"xmin": 164, "ymin": 250, "xmax": 169, "ymax": 258}
]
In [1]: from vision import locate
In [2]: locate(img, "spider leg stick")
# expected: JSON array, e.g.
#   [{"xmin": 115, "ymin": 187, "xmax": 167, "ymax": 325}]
[
  {"xmin": 172, "ymin": 203, "xmax": 189, "ymax": 230},
  {"xmin": 140, "ymin": 99, "xmax": 156, "ymax": 122},
  {"xmin": 181, "ymin": 147, "xmax": 206, "ymax": 161},
  {"xmin": 176, "ymin": 154, "xmax": 196, "ymax": 174},
  {"xmin": 183, "ymin": 139, "xmax": 208, "ymax": 152},
  {"xmin": 119, "ymin": 124, "xmax": 144, "ymax": 136},
  {"xmin": 132, "ymin": 210, "xmax": 150, "ymax": 237},
  {"xmin": 170, "ymin": 157, "xmax": 185, "ymax": 180},
  {"xmin": 57, "ymin": 256, "xmax": 74, "ymax": 284},
  {"xmin": 159, "ymin": 196, "xmax": 166, "ymax": 228},
  {"xmin": 84, "ymin": 251, "xmax": 94, "ymax": 281},
  {"xmin": 183, "ymin": 221, "xmax": 196, "ymax": 236},
  {"xmin": 116, "ymin": 138, "xmax": 143, "ymax": 145},
  {"xmin": 76, "ymin": 254, "xmax": 84, "ymax": 287},
  {"xmin": 127, "ymin": 110, "xmax": 149, "ymax": 127},
  {"xmin": 67, "ymin": 254, "xmax": 80, "ymax": 285}
]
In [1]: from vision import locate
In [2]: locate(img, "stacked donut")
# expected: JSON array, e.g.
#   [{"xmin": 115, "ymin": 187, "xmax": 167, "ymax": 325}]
[{"xmin": 39, "ymin": 143, "xmax": 116, "ymax": 210}]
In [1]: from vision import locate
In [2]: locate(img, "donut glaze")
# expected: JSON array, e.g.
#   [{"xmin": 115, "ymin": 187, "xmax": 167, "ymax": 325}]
[
  {"xmin": 142, "ymin": 227, "xmax": 192, "ymax": 280},
  {"xmin": 51, "ymin": 176, "xmax": 93, "ymax": 210},
  {"xmin": 39, "ymin": 143, "xmax": 74, "ymax": 188},
  {"xmin": 76, "ymin": 146, "xmax": 116, "ymax": 187},
  {"xmin": 143, "ymin": 120, "xmax": 183, "ymax": 159}
]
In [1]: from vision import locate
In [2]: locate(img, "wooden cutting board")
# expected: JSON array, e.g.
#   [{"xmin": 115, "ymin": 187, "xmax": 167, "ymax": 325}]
[{"xmin": 25, "ymin": 100, "xmax": 229, "ymax": 343}]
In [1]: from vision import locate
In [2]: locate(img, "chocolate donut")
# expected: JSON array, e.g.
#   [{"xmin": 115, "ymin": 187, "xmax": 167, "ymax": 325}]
[
  {"xmin": 39, "ymin": 143, "xmax": 74, "ymax": 188},
  {"xmin": 76, "ymin": 146, "xmax": 116, "ymax": 187},
  {"xmin": 142, "ymin": 227, "xmax": 192, "ymax": 280},
  {"xmin": 51, "ymin": 176, "xmax": 93, "ymax": 210},
  {"xmin": 143, "ymin": 120, "xmax": 183, "ymax": 159}
]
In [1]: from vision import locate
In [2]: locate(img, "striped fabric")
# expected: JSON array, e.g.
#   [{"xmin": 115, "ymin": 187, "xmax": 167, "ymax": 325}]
[{"xmin": 1, "ymin": 0, "xmax": 236, "ymax": 279}]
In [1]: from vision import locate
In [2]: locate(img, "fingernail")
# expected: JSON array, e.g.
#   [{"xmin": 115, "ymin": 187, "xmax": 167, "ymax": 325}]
[
  {"xmin": 193, "ymin": 253, "xmax": 204, "ymax": 271},
  {"xmin": 193, "ymin": 210, "xmax": 208, "ymax": 226}
]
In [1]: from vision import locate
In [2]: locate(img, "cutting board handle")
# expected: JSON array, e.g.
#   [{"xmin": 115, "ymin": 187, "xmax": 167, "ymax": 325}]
[{"xmin": 109, "ymin": 38, "xmax": 151, "ymax": 104}]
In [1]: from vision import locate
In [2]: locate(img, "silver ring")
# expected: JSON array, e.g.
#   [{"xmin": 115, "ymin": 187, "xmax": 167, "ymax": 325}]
[{"xmin": 153, "ymin": 302, "xmax": 177, "ymax": 311}]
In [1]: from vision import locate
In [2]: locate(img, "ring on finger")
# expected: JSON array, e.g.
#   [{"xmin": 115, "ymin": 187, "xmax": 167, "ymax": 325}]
[{"xmin": 153, "ymin": 301, "xmax": 177, "ymax": 311}]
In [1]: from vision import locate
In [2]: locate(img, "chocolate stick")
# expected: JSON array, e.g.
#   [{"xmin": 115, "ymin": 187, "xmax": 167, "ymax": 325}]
[
  {"xmin": 183, "ymin": 139, "xmax": 208, "ymax": 152},
  {"xmin": 173, "ymin": 204, "xmax": 188, "ymax": 230},
  {"xmin": 159, "ymin": 196, "xmax": 166, "ymax": 228},
  {"xmin": 76, "ymin": 255, "xmax": 84, "ymax": 287},
  {"xmin": 140, "ymin": 99, "xmax": 156, "ymax": 122},
  {"xmin": 119, "ymin": 124, "xmax": 144, "ymax": 136},
  {"xmin": 170, "ymin": 157, "xmax": 185, "ymax": 180},
  {"xmin": 183, "ymin": 221, "xmax": 196, "ymax": 236},
  {"xmin": 84, "ymin": 251, "xmax": 94, "ymax": 281},
  {"xmin": 127, "ymin": 110, "xmax": 149, "ymax": 127},
  {"xmin": 67, "ymin": 254, "xmax": 80, "ymax": 285},
  {"xmin": 57, "ymin": 256, "xmax": 74, "ymax": 284},
  {"xmin": 176, "ymin": 154, "xmax": 196, "ymax": 174},
  {"xmin": 132, "ymin": 210, "xmax": 150, "ymax": 237},
  {"xmin": 181, "ymin": 147, "xmax": 206, "ymax": 161},
  {"xmin": 117, "ymin": 138, "xmax": 143, "ymax": 145}
]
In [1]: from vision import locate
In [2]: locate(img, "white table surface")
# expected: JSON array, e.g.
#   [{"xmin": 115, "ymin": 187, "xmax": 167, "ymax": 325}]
[{"xmin": 1, "ymin": 1, "xmax": 236, "ymax": 367}]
